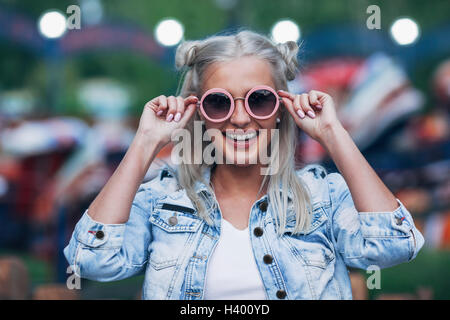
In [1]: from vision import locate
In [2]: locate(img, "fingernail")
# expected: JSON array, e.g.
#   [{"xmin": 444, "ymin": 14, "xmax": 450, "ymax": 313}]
[
  {"xmin": 156, "ymin": 110, "xmax": 163, "ymax": 116},
  {"xmin": 166, "ymin": 113, "xmax": 174, "ymax": 122},
  {"xmin": 307, "ymin": 110, "xmax": 315, "ymax": 118},
  {"xmin": 297, "ymin": 110, "xmax": 305, "ymax": 118},
  {"xmin": 174, "ymin": 112, "xmax": 181, "ymax": 122}
]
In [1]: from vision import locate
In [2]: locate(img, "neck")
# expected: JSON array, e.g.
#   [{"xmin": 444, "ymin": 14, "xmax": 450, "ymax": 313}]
[{"xmin": 211, "ymin": 164, "xmax": 267, "ymax": 198}]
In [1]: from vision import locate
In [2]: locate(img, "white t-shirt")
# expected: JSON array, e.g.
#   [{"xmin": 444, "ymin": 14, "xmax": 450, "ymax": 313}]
[{"xmin": 203, "ymin": 218, "xmax": 267, "ymax": 300}]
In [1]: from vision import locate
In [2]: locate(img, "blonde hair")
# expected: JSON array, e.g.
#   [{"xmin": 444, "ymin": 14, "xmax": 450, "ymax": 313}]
[{"xmin": 170, "ymin": 29, "xmax": 312, "ymax": 235}]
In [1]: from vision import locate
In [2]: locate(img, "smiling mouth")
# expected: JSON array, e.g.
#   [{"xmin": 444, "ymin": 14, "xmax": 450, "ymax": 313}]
[
  {"xmin": 224, "ymin": 131, "xmax": 258, "ymax": 141},
  {"xmin": 221, "ymin": 130, "xmax": 259, "ymax": 150}
]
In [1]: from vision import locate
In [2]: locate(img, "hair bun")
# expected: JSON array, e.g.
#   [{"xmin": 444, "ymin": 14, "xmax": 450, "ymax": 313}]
[
  {"xmin": 175, "ymin": 40, "xmax": 201, "ymax": 70},
  {"xmin": 275, "ymin": 41, "xmax": 300, "ymax": 81}
]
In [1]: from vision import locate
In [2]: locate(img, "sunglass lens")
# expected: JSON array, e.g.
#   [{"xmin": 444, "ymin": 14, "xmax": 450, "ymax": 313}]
[
  {"xmin": 203, "ymin": 93, "xmax": 231, "ymax": 120},
  {"xmin": 248, "ymin": 89, "xmax": 277, "ymax": 117}
]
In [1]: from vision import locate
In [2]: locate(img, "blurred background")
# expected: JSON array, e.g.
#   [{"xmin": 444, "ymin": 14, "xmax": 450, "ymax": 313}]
[{"xmin": 0, "ymin": 0, "xmax": 449, "ymax": 300}]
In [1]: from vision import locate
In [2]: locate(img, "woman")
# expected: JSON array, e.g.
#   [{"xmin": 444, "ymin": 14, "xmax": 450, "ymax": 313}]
[{"xmin": 64, "ymin": 30, "xmax": 424, "ymax": 300}]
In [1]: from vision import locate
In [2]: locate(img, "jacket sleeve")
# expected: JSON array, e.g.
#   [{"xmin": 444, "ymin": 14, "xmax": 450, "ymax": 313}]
[
  {"xmin": 326, "ymin": 172, "xmax": 424, "ymax": 270},
  {"xmin": 63, "ymin": 183, "xmax": 153, "ymax": 282}
]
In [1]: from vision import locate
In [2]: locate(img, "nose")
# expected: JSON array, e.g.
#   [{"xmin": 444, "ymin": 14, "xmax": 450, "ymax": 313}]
[{"xmin": 229, "ymin": 99, "xmax": 251, "ymax": 127}]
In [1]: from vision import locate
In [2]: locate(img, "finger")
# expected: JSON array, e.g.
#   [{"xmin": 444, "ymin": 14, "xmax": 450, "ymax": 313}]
[
  {"xmin": 311, "ymin": 89, "xmax": 328, "ymax": 98},
  {"xmin": 300, "ymin": 93, "xmax": 315, "ymax": 118},
  {"xmin": 166, "ymin": 96, "xmax": 178, "ymax": 122},
  {"xmin": 294, "ymin": 94, "xmax": 305, "ymax": 118},
  {"xmin": 145, "ymin": 100, "xmax": 158, "ymax": 113},
  {"xmin": 281, "ymin": 97, "xmax": 301, "ymax": 121},
  {"xmin": 184, "ymin": 95, "xmax": 199, "ymax": 106},
  {"xmin": 277, "ymin": 90, "xmax": 295, "ymax": 101},
  {"xmin": 311, "ymin": 90, "xmax": 331, "ymax": 105},
  {"xmin": 308, "ymin": 90, "xmax": 322, "ymax": 109},
  {"xmin": 174, "ymin": 96, "xmax": 185, "ymax": 122},
  {"xmin": 147, "ymin": 96, "xmax": 167, "ymax": 116},
  {"xmin": 153, "ymin": 95, "xmax": 167, "ymax": 116}
]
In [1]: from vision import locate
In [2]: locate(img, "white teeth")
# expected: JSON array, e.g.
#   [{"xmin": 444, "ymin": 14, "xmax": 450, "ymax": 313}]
[{"xmin": 225, "ymin": 132, "xmax": 257, "ymax": 141}]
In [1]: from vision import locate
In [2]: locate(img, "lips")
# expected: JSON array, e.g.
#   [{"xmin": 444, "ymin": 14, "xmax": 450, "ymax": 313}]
[{"xmin": 222, "ymin": 129, "xmax": 259, "ymax": 148}]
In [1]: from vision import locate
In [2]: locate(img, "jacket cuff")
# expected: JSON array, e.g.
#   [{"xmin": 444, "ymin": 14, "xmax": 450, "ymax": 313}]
[
  {"xmin": 73, "ymin": 210, "xmax": 126, "ymax": 248},
  {"xmin": 358, "ymin": 198, "xmax": 424, "ymax": 260},
  {"xmin": 358, "ymin": 198, "xmax": 415, "ymax": 237}
]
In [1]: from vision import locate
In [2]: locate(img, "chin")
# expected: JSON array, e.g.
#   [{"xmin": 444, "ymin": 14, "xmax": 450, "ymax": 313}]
[
  {"xmin": 223, "ymin": 148, "xmax": 259, "ymax": 166},
  {"xmin": 213, "ymin": 134, "xmax": 269, "ymax": 166}
]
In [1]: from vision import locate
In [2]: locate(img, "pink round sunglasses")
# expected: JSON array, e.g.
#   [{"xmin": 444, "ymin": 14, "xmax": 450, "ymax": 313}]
[{"xmin": 196, "ymin": 85, "xmax": 281, "ymax": 123}]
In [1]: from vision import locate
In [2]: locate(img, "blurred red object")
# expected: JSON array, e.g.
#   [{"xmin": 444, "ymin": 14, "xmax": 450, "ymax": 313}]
[
  {"xmin": 15, "ymin": 149, "xmax": 73, "ymax": 219},
  {"xmin": 0, "ymin": 156, "xmax": 21, "ymax": 182},
  {"xmin": 433, "ymin": 59, "xmax": 450, "ymax": 106},
  {"xmin": 32, "ymin": 284, "xmax": 79, "ymax": 300},
  {"xmin": 395, "ymin": 188, "xmax": 431, "ymax": 216},
  {"xmin": 299, "ymin": 58, "xmax": 363, "ymax": 94},
  {"xmin": 0, "ymin": 256, "xmax": 29, "ymax": 299},
  {"xmin": 409, "ymin": 112, "xmax": 449, "ymax": 144},
  {"xmin": 440, "ymin": 212, "xmax": 450, "ymax": 249}
]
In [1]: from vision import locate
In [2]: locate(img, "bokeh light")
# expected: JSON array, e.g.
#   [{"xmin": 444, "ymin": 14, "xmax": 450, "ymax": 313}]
[
  {"xmin": 37, "ymin": 10, "xmax": 67, "ymax": 39},
  {"xmin": 154, "ymin": 18, "xmax": 184, "ymax": 46},
  {"xmin": 390, "ymin": 18, "xmax": 420, "ymax": 45},
  {"xmin": 271, "ymin": 19, "xmax": 301, "ymax": 43}
]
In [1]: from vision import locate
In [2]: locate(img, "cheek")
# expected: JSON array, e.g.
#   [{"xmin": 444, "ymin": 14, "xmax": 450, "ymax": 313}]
[
  {"xmin": 203, "ymin": 122, "xmax": 224, "ymax": 144},
  {"xmin": 258, "ymin": 120, "xmax": 278, "ymax": 143},
  {"xmin": 258, "ymin": 118, "xmax": 277, "ymax": 129}
]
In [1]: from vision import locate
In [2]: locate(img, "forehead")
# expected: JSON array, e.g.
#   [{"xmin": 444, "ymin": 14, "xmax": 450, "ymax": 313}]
[{"xmin": 201, "ymin": 56, "xmax": 275, "ymax": 95}]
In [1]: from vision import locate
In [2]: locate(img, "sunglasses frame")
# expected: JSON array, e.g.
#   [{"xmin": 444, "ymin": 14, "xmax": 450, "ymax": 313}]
[{"xmin": 197, "ymin": 85, "xmax": 281, "ymax": 123}]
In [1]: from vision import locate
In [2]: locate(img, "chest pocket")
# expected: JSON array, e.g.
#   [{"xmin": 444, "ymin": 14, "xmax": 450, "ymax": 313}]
[
  {"xmin": 280, "ymin": 205, "xmax": 335, "ymax": 269},
  {"xmin": 148, "ymin": 202, "xmax": 203, "ymax": 270}
]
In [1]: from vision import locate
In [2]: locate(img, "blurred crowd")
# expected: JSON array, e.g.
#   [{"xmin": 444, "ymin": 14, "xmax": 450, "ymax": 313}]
[
  {"xmin": 294, "ymin": 53, "xmax": 450, "ymax": 253},
  {"xmin": 0, "ymin": 52, "xmax": 448, "ymax": 299}
]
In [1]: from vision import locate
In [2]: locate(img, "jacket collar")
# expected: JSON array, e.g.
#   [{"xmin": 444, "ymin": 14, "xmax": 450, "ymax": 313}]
[
  {"xmin": 192, "ymin": 164, "xmax": 294, "ymax": 203},
  {"xmin": 160, "ymin": 164, "xmax": 318, "ymax": 233},
  {"xmin": 193, "ymin": 164, "xmax": 214, "ymax": 196}
]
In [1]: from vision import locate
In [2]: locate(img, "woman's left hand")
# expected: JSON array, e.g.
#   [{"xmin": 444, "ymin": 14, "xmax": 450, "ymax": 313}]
[{"xmin": 278, "ymin": 89, "xmax": 343, "ymax": 143}]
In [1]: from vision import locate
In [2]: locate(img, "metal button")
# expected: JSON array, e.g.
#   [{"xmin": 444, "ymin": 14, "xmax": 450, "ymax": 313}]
[
  {"xmin": 263, "ymin": 254, "xmax": 273, "ymax": 264},
  {"xmin": 95, "ymin": 230, "xmax": 104, "ymax": 240},
  {"xmin": 160, "ymin": 169, "xmax": 173, "ymax": 181},
  {"xmin": 395, "ymin": 217, "xmax": 403, "ymax": 226},
  {"xmin": 276, "ymin": 289, "xmax": 287, "ymax": 299},
  {"xmin": 259, "ymin": 200, "xmax": 268, "ymax": 212},
  {"xmin": 253, "ymin": 227, "xmax": 264, "ymax": 237},
  {"xmin": 168, "ymin": 216, "xmax": 178, "ymax": 226}
]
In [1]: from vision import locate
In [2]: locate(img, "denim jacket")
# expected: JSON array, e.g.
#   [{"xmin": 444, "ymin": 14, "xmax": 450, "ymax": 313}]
[{"xmin": 64, "ymin": 164, "xmax": 424, "ymax": 300}]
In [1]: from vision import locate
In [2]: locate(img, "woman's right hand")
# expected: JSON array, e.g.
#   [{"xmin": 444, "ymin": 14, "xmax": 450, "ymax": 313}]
[{"xmin": 136, "ymin": 95, "xmax": 199, "ymax": 147}]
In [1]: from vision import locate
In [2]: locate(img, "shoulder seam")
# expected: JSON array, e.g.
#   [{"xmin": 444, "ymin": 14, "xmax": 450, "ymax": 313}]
[{"xmin": 297, "ymin": 164, "xmax": 328, "ymax": 179}]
